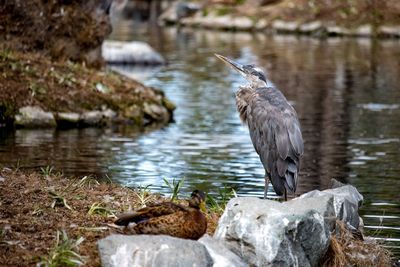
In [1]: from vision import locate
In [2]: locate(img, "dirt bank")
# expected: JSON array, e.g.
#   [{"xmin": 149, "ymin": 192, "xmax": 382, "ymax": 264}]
[
  {"xmin": 0, "ymin": 48, "xmax": 174, "ymax": 128},
  {"xmin": 0, "ymin": 0, "xmax": 112, "ymax": 67}
]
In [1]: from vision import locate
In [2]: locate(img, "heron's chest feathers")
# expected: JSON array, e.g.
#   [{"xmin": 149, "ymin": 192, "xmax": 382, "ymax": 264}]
[{"xmin": 235, "ymin": 86, "xmax": 255, "ymax": 124}]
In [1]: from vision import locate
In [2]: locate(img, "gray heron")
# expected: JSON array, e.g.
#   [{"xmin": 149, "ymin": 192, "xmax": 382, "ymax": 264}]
[{"xmin": 216, "ymin": 54, "xmax": 304, "ymax": 200}]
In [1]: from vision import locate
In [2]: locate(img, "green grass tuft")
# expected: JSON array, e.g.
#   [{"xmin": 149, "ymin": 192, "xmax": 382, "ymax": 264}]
[
  {"xmin": 163, "ymin": 177, "xmax": 185, "ymax": 202},
  {"xmin": 37, "ymin": 230, "xmax": 85, "ymax": 267}
]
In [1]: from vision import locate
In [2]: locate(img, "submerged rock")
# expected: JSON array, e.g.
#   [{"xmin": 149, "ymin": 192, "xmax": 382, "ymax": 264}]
[
  {"xmin": 15, "ymin": 106, "xmax": 56, "ymax": 128},
  {"xmin": 98, "ymin": 234, "xmax": 213, "ymax": 267},
  {"xmin": 214, "ymin": 197, "xmax": 330, "ymax": 267},
  {"xmin": 102, "ymin": 40, "xmax": 165, "ymax": 65}
]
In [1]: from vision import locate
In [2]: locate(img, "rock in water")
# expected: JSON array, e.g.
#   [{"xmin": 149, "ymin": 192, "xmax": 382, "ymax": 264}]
[
  {"xmin": 15, "ymin": 106, "xmax": 56, "ymax": 128},
  {"xmin": 98, "ymin": 234, "xmax": 213, "ymax": 267},
  {"xmin": 214, "ymin": 197, "xmax": 330, "ymax": 267},
  {"xmin": 102, "ymin": 41, "xmax": 165, "ymax": 65}
]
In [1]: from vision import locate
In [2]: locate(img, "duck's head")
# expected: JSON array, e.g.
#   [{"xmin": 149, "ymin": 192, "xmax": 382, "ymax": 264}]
[{"xmin": 189, "ymin": 190, "xmax": 207, "ymax": 212}]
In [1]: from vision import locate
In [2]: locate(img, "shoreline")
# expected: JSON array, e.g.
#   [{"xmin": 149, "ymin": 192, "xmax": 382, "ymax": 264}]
[
  {"xmin": 0, "ymin": 168, "xmax": 395, "ymax": 266},
  {"xmin": 162, "ymin": 18, "xmax": 400, "ymax": 38},
  {"xmin": 0, "ymin": 48, "xmax": 175, "ymax": 129}
]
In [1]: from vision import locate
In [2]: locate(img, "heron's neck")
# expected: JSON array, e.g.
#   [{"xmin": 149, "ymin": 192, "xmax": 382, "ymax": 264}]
[{"xmin": 235, "ymin": 86, "xmax": 254, "ymax": 124}]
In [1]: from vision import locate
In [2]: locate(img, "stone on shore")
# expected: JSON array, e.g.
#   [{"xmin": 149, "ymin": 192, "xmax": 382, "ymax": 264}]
[
  {"xmin": 379, "ymin": 25, "xmax": 400, "ymax": 37},
  {"xmin": 98, "ymin": 234, "xmax": 213, "ymax": 267},
  {"xmin": 102, "ymin": 40, "xmax": 165, "ymax": 65},
  {"xmin": 214, "ymin": 197, "xmax": 330, "ymax": 267},
  {"xmin": 14, "ymin": 106, "xmax": 56, "ymax": 128},
  {"xmin": 198, "ymin": 234, "xmax": 247, "ymax": 267},
  {"xmin": 56, "ymin": 112, "xmax": 80, "ymax": 127},
  {"xmin": 299, "ymin": 181, "xmax": 363, "ymax": 231}
]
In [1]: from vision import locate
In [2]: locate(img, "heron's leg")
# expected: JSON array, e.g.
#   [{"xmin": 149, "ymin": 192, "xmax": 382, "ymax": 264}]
[
  {"xmin": 284, "ymin": 188, "xmax": 287, "ymax": 201},
  {"xmin": 264, "ymin": 175, "xmax": 270, "ymax": 199}
]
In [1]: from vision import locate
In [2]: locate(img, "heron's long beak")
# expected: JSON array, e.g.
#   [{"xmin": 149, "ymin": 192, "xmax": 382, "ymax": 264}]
[{"xmin": 215, "ymin": 54, "xmax": 245, "ymax": 75}]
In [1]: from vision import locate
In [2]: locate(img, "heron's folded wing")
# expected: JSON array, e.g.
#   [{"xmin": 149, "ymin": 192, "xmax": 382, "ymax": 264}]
[{"xmin": 286, "ymin": 119, "xmax": 304, "ymax": 157}]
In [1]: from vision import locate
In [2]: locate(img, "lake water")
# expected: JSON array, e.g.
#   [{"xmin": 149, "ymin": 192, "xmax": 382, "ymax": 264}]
[{"xmin": 1, "ymin": 21, "xmax": 399, "ymax": 257}]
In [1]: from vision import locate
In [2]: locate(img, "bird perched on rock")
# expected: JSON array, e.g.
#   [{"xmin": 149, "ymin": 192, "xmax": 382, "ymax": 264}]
[
  {"xmin": 114, "ymin": 190, "xmax": 207, "ymax": 240},
  {"xmin": 216, "ymin": 54, "xmax": 304, "ymax": 200}
]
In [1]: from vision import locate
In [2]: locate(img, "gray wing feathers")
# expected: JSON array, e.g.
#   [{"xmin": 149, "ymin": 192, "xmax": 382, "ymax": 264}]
[
  {"xmin": 247, "ymin": 92, "xmax": 303, "ymax": 195},
  {"xmin": 275, "ymin": 124, "xmax": 290, "ymax": 159},
  {"xmin": 287, "ymin": 121, "xmax": 304, "ymax": 157}
]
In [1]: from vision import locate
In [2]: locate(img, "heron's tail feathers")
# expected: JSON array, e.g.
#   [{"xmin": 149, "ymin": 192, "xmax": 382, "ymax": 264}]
[{"xmin": 284, "ymin": 162, "xmax": 298, "ymax": 193}]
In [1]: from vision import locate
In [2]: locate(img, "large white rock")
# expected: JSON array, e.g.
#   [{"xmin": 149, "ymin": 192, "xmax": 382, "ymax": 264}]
[
  {"xmin": 214, "ymin": 197, "xmax": 331, "ymax": 267},
  {"xmin": 98, "ymin": 234, "xmax": 213, "ymax": 267},
  {"xmin": 299, "ymin": 182, "xmax": 363, "ymax": 230},
  {"xmin": 102, "ymin": 40, "xmax": 165, "ymax": 65},
  {"xmin": 198, "ymin": 234, "xmax": 247, "ymax": 267}
]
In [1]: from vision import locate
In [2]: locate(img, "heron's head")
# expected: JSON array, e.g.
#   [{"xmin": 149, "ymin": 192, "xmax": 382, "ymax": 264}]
[
  {"xmin": 189, "ymin": 189, "xmax": 207, "ymax": 212},
  {"xmin": 215, "ymin": 54, "xmax": 267, "ymax": 88}
]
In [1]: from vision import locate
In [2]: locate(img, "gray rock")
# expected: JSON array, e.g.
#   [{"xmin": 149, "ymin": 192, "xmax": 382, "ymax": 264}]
[
  {"xmin": 354, "ymin": 24, "xmax": 373, "ymax": 37},
  {"xmin": 299, "ymin": 21, "xmax": 324, "ymax": 33},
  {"xmin": 143, "ymin": 102, "xmax": 169, "ymax": 121},
  {"xmin": 290, "ymin": 194, "xmax": 337, "ymax": 231},
  {"xmin": 198, "ymin": 234, "xmax": 247, "ymax": 267},
  {"xmin": 15, "ymin": 106, "xmax": 56, "ymax": 128},
  {"xmin": 102, "ymin": 40, "xmax": 165, "ymax": 65},
  {"xmin": 272, "ymin": 20, "xmax": 299, "ymax": 32},
  {"xmin": 326, "ymin": 25, "xmax": 351, "ymax": 36},
  {"xmin": 57, "ymin": 112, "xmax": 80, "ymax": 126},
  {"xmin": 182, "ymin": 14, "xmax": 254, "ymax": 31},
  {"xmin": 255, "ymin": 19, "xmax": 268, "ymax": 30},
  {"xmin": 176, "ymin": 2, "xmax": 201, "ymax": 20},
  {"xmin": 80, "ymin": 111, "xmax": 104, "ymax": 125},
  {"xmin": 299, "ymin": 184, "xmax": 363, "ymax": 230},
  {"xmin": 379, "ymin": 26, "xmax": 400, "ymax": 37},
  {"xmin": 98, "ymin": 234, "xmax": 213, "ymax": 267},
  {"xmin": 214, "ymin": 197, "xmax": 330, "ymax": 267},
  {"xmin": 102, "ymin": 109, "xmax": 117, "ymax": 120}
]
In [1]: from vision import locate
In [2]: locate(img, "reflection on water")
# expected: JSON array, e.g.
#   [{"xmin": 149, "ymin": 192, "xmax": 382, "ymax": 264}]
[{"xmin": 1, "ymin": 24, "xmax": 400, "ymax": 257}]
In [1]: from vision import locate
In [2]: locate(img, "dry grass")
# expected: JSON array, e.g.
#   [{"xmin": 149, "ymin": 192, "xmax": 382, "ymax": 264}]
[
  {"xmin": 0, "ymin": 169, "xmax": 220, "ymax": 266},
  {"xmin": 321, "ymin": 221, "xmax": 392, "ymax": 267}
]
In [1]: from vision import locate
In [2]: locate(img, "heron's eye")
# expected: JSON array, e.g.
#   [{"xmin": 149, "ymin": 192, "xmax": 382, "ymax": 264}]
[{"xmin": 251, "ymin": 68, "xmax": 266, "ymax": 82}]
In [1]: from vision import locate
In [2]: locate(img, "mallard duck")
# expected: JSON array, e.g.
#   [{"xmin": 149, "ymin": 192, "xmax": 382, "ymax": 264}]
[{"xmin": 114, "ymin": 190, "xmax": 207, "ymax": 240}]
